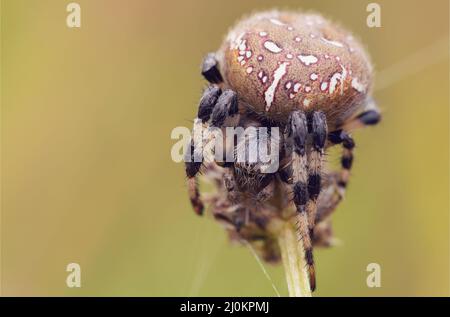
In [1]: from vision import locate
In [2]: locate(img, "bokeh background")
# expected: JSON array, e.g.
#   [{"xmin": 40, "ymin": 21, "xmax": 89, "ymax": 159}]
[{"xmin": 1, "ymin": 0, "xmax": 449, "ymax": 296}]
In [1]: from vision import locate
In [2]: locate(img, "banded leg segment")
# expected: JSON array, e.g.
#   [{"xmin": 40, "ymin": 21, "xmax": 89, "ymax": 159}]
[
  {"xmin": 185, "ymin": 86, "xmax": 220, "ymax": 215},
  {"xmin": 316, "ymin": 101, "xmax": 380, "ymax": 225},
  {"xmin": 339, "ymin": 132, "xmax": 355, "ymax": 190},
  {"xmin": 311, "ymin": 130, "xmax": 356, "ymax": 230},
  {"xmin": 211, "ymin": 89, "xmax": 239, "ymax": 127},
  {"xmin": 287, "ymin": 110, "xmax": 316, "ymax": 292},
  {"xmin": 186, "ymin": 154, "xmax": 203, "ymax": 215},
  {"xmin": 197, "ymin": 85, "xmax": 221, "ymax": 122},
  {"xmin": 327, "ymin": 130, "xmax": 356, "ymax": 198},
  {"xmin": 306, "ymin": 112, "xmax": 328, "ymax": 235},
  {"xmin": 185, "ymin": 84, "xmax": 238, "ymax": 215}
]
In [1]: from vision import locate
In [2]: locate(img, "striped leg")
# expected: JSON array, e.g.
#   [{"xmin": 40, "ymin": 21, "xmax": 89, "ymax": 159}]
[
  {"xmin": 312, "ymin": 105, "xmax": 380, "ymax": 245},
  {"xmin": 339, "ymin": 132, "xmax": 355, "ymax": 190},
  {"xmin": 327, "ymin": 130, "xmax": 355, "ymax": 199},
  {"xmin": 185, "ymin": 146, "xmax": 204, "ymax": 215},
  {"xmin": 185, "ymin": 85, "xmax": 221, "ymax": 215},
  {"xmin": 185, "ymin": 84, "xmax": 238, "ymax": 215},
  {"xmin": 306, "ymin": 111, "xmax": 328, "ymax": 237},
  {"xmin": 287, "ymin": 110, "xmax": 316, "ymax": 291}
]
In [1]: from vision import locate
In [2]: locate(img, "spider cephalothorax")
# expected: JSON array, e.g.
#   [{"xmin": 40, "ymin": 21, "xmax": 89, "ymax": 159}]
[{"xmin": 185, "ymin": 10, "xmax": 380, "ymax": 291}]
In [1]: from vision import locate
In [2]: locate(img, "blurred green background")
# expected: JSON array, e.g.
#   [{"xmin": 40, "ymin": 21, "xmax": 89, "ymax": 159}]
[{"xmin": 1, "ymin": 0, "xmax": 449, "ymax": 296}]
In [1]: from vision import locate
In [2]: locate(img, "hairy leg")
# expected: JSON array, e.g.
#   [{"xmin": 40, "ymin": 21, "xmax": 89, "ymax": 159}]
[
  {"xmin": 306, "ymin": 111, "xmax": 328, "ymax": 239},
  {"xmin": 185, "ymin": 85, "xmax": 221, "ymax": 215},
  {"xmin": 328, "ymin": 130, "xmax": 355, "ymax": 198},
  {"xmin": 286, "ymin": 110, "xmax": 316, "ymax": 291},
  {"xmin": 185, "ymin": 53, "xmax": 238, "ymax": 215},
  {"xmin": 316, "ymin": 100, "xmax": 381, "ymax": 223}
]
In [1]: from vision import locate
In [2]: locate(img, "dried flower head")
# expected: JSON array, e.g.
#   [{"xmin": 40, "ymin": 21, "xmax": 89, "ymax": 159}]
[{"xmin": 185, "ymin": 10, "xmax": 380, "ymax": 294}]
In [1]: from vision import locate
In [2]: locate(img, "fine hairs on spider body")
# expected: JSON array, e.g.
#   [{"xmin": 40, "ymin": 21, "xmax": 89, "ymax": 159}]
[{"xmin": 185, "ymin": 10, "xmax": 380, "ymax": 292}]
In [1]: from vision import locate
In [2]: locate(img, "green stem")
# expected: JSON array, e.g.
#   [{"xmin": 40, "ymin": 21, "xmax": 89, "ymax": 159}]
[{"xmin": 278, "ymin": 222, "xmax": 312, "ymax": 297}]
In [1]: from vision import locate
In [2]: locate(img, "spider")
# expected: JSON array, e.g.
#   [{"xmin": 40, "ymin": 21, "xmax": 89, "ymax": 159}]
[{"xmin": 184, "ymin": 10, "xmax": 380, "ymax": 292}]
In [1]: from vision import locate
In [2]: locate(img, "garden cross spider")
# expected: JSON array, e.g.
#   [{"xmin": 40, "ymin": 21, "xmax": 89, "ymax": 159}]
[{"xmin": 185, "ymin": 11, "xmax": 380, "ymax": 291}]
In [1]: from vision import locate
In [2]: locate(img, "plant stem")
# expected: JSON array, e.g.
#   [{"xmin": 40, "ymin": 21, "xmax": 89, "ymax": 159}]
[{"xmin": 278, "ymin": 221, "xmax": 312, "ymax": 297}]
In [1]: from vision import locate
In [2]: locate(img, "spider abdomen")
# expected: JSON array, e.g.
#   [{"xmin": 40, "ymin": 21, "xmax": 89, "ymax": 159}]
[{"xmin": 218, "ymin": 11, "xmax": 373, "ymax": 127}]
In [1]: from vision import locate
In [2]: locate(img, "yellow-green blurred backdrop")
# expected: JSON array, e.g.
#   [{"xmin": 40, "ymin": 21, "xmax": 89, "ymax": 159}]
[{"xmin": 1, "ymin": 0, "xmax": 449, "ymax": 296}]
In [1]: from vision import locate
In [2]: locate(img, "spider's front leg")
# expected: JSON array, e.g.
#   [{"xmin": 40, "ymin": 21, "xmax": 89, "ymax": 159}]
[
  {"xmin": 185, "ymin": 85, "xmax": 220, "ymax": 215},
  {"xmin": 285, "ymin": 110, "xmax": 316, "ymax": 291},
  {"xmin": 185, "ymin": 53, "xmax": 239, "ymax": 215}
]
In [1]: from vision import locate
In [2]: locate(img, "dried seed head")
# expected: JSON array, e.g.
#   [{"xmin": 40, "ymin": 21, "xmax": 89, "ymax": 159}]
[
  {"xmin": 217, "ymin": 10, "xmax": 373, "ymax": 128},
  {"xmin": 206, "ymin": 164, "xmax": 342, "ymax": 263}
]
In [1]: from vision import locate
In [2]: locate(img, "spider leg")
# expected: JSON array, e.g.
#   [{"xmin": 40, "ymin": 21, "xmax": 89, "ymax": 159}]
[
  {"xmin": 286, "ymin": 110, "xmax": 316, "ymax": 292},
  {"xmin": 201, "ymin": 52, "xmax": 223, "ymax": 84},
  {"xmin": 209, "ymin": 88, "xmax": 239, "ymax": 200},
  {"xmin": 328, "ymin": 130, "xmax": 355, "ymax": 195},
  {"xmin": 338, "ymin": 132, "xmax": 355, "ymax": 191},
  {"xmin": 197, "ymin": 85, "xmax": 222, "ymax": 122},
  {"xmin": 312, "ymin": 99, "xmax": 380, "ymax": 225},
  {"xmin": 342, "ymin": 97, "xmax": 381, "ymax": 130},
  {"xmin": 210, "ymin": 89, "xmax": 239, "ymax": 127},
  {"xmin": 185, "ymin": 145, "xmax": 204, "ymax": 215},
  {"xmin": 309, "ymin": 130, "xmax": 355, "ymax": 249},
  {"xmin": 308, "ymin": 127, "xmax": 359, "ymax": 244},
  {"xmin": 185, "ymin": 79, "xmax": 239, "ymax": 216},
  {"xmin": 306, "ymin": 111, "xmax": 328, "ymax": 238},
  {"xmin": 311, "ymin": 129, "xmax": 356, "ymax": 225},
  {"xmin": 185, "ymin": 85, "xmax": 222, "ymax": 215}
]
